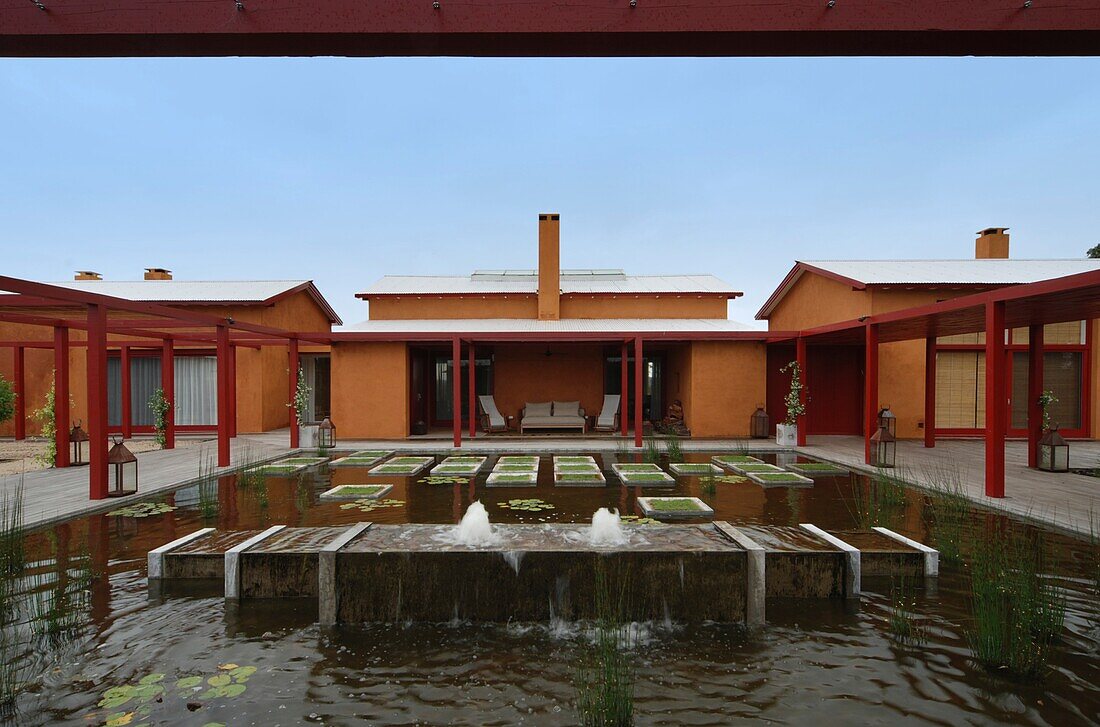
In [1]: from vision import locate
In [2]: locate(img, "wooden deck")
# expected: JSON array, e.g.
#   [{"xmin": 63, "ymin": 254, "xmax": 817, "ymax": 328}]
[
  {"xmin": 0, "ymin": 436, "xmax": 289, "ymax": 530},
  {"xmin": 801, "ymin": 436, "xmax": 1100, "ymax": 538}
]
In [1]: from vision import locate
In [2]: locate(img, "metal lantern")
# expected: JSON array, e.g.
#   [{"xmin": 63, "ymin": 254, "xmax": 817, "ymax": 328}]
[
  {"xmin": 876, "ymin": 405, "xmax": 897, "ymax": 438},
  {"xmin": 107, "ymin": 438, "xmax": 138, "ymax": 497},
  {"xmin": 750, "ymin": 406, "xmax": 770, "ymax": 439},
  {"xmin": 317, "ymin": 416, "xmax": 337, "ymax": 449},
  {"xmin": 870, "ymin": 423, "xmax": 896, "ymax": 469},
  {"xmin": 69, "ymin": 421, "xmax": 89, "ymax": 466},
  {"xmin": 1037, "ymin": 426, "xmax": 1069, "ymax": 473}
]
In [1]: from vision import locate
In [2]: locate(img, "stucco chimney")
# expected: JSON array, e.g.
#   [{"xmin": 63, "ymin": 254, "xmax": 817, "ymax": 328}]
[
  {"xmin": 74, "ymin": 271, "xmax": 102, "ymax": 281},
  {"xmin": 538, "ymin": 213, "xmax": 560, "ymax": 320},
  {"xmin": 975, "ymin": 228, "xmax": 1009, "ymax": 259},
  {"xmin": 144, "ymin": 267, "xmax": 173, "ymax": 280}
]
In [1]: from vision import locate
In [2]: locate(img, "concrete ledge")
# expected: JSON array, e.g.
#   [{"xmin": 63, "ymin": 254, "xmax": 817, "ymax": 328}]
[
  {"xmin": 714, "ymin": 521, "xmax": 766, "ymax": 627},
  {"xmin": 873, "ymin": 526, "xmax": 939, "ymax": 577},
  {"xmin": 800, "ymin": 523, "xmax": 860, "ymax": 599},
  {"xmin": 147, "ymin": 527, "xmax": 214, "ymax": 579},
  {"xmin": 225, "ymin": 525, "xmax": 286, "ymax": 600},
  {"xmin": 319, "ymin": 522, "xmax": 372, "ymax": 625}
]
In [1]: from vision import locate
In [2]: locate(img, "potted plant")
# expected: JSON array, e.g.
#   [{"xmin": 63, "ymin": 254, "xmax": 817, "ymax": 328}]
[
  {"xmin": 287, "ymin": 367, "xmax": 316, "ymax": 447},
  {"xmin": 776, "ymin": 360, "xmax": 804, "ymax": 447}
]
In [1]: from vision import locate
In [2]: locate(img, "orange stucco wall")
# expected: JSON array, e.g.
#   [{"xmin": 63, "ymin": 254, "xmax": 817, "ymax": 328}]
[
  {"xmin": 367, "ymin": 296, "xmax": 538, "ymax": 320},
  {"xmin": 0, "ymin": 321, "xmax": 57, "ymax": 437},
  {"xmin": 367, "ymin": 294, "xmax": 729, "ymax": 321},
  {"xmin": 330, "ymin": 341, "xmax": 409, "ymax": 439},
  {"xmin": 686, "ymin": 341, "xmax": 767, "ymax": 437},
  {"xmin": 766, "ymin": 274, "xmax": 871, "ymax": 331},
  {"xmin": 492, "ymin": 344, "xmax": 606, "ymax": 421},
  {"xmin": 559, "ymin": 296, "xmax": 728, "ymax": 319}
]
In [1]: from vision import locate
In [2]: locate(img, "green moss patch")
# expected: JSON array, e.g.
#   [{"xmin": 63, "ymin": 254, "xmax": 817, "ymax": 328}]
[{"xmin": 320, "ymin": 484, "xmax": 393, "ymax": 500}]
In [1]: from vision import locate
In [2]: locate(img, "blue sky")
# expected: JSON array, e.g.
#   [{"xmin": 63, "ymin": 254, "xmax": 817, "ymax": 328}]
[{"xmin": 1, "ymin": 57, "xmax": 1098, "ymax": 326}]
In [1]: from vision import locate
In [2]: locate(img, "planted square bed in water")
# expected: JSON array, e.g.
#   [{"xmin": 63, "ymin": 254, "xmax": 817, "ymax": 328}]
[
  {"xmin": 553, "ymin": 455, "xmax": 597, "ymax": 467},
  {"xmin": 431, "ymin": 456, "xmax": 487, "ymax": 476},
  {"xmin": 254, "ymin": 456, "xmax": 327, "ymax": 475},
  {"xmin": 784, "ymin": 461, "xmax": 849, "ymax": 478},
  {"xmin": 554, "ymin": 471, "xmax": 607, "ymax": 487},
  {"xmin": 747, "ymin": 471, "xmax": 814, "ymax": 487},
  {"xmin": 612, "ymin": 463, "xmax": 663, "ymax": 473},
  {"xmin": 330, "ymin": 450, "xmax": 394, "ymax": 467},
  {"xmin": 668, "ymin": 462, "xmax": 722, "ymax": 476},
  {"xmin": 369, "ymin": 456, "xmax": 434, "ymax": 476},
  {"xmin": 728, "ymin": 462, "xmax": 784, "ymax": 476},
  {"xmin": 712, "ymin": 454, "xmax": 764, "ymax": 470},
  {"xmin": 319, "ymin": 484, "xmax": 394, "ymax": 500},
  {"xmin": 613, "ymin": 467, "xmax": 676, "ymax": 487},
  {"xmin": 637, "ymin": 496, "xmax": 714, "ymax": 521},
  {"xmin": 496, "ymin": 456, "xmax": 540, "ymax": 468},
  {"xmin": 486, "ymin": 472, "xmax": 539, "ymax": 487}
]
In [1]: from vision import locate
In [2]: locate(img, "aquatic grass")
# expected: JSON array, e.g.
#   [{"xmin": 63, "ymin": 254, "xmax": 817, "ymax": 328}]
[
  {"xmin": 575, "ymin": 564, "xmax": 635, "ymax": 727},
  {"xmin": 843, "ymin": 468, "xmax": 906, "ymax": 529},
  {"xmin": 966, "ymin": 525, "xmax": 1066, "ymax": 680},
  {"xmin": 663, "ymin": 437, "xmax": 684, "ymax": 464},
  {"xmin": 0, "ymin": 480, "xmax": 26, "ymax": 580},
  {"xmin": 921, "ymin": 463, "xmax": 970, "ymax": 562},
  {"xmin": 888, "ymin": 576, "xmax": 927, "ymax": 646},
  {"xmin": 642, "ymin": 437, "xmax": 661, "ymax": 464},
  {"xmin": 700, "ymin": 475, "xmax": 716, "ymax": 497},
  {"xmin": 196, "ymin": 454, "xmax": 219, "ymax": 522},
  {"xmin": 646, "ymin": 498, "xmax": 703, "ymax": 512}
]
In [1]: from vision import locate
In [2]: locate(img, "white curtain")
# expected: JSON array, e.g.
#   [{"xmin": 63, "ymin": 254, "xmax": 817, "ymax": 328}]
[
  {"xmin": 107, "ymin": 358, "xmax": 122, "ymax": 427},
  {"xmin": 130, "ymin": 357, "xmax": 162, "ymax": 427},
  {"xmin": 174, "ymin": 356, "xmax": 218, "ymax": 426}
]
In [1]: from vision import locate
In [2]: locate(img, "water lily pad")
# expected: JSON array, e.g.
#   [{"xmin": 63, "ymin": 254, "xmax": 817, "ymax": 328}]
[
  {"xmin": 175, "ymin": 676, "xmax": 202, "ymax": 690},
  {"xmin": 106, "ymin": 712, "xmax": 134, "ymax": 727},
  {"xmin": 138, "ymin": 674, "xmax": 164, "ymax": 685},
  {"xmin": 207, "ymin": 674, "xmax": 231, "ymax": 688},
  {"xmin": 106, "ymin": 502, "xmax": 177, "ymax": 518}
]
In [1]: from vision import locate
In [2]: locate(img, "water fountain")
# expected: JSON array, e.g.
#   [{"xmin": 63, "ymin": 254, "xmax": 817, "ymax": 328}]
[
  {"xmin": 588, "ymin": 507, "xmax": 628, "ymax": 547},
  {"xmin": 454, "ymin": 501, "xmax": 500, "ymax": 547}
]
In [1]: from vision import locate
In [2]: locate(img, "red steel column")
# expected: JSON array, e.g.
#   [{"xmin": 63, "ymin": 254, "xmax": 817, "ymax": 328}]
[
  {"xmin": 452, "ymin": 337, "xmax": 462, "ymax": 448},
  {"xmin": 984, "ymin": 301, "xmax": 1007, "ymax": 497},
  {"xmin": 467, "ymin": 342, "xmax": 476, "ymax": 438},
  {"xmin": 864, "ymin": 323, "xmax": 878, "ymax": 464},
  {"xmin": 87, "ymin": 305, "xmax": 108, "ymax": 499},
  {"xmin": 13, "ymin": 346, "xmax": 25, "ymax": 441},
  {"xmin": 620, "ymin": 341, "xmax": 628, "ymax": 436},
  {"xmin": 795, "ymin": 336, "xmax": 807, "ymax": 446},
  {"xmin": 227, "ymin": 344, "xmax": 237, "ymax": 438},
  {"xmin": 54, "ymin": 326, "xmax": 70, "ymax": 467},
  {"xmin": 216, "ymin": 325, "xmax": 231, "ymax": 467},
  {"xmin": 288, "ymin": 338, "xmax": 300, "ymax": 449},
  {"xmin": 924, "ymin": 336, "xmax": 936, "ymax": 448},
  {"xmin": 1027, "ymin": 324, "xmax": 1044, "ymax": 469},
  {"xmin": 161, "ymin": 339, "xmax": 175, "ymax": 449},
  {"xmin": 634, "ymin": 337, "xmax": 643, "ymax": 448},
  {"xmin": 120, "ymin": 344, "xmax": 132, "ymax": 439}
]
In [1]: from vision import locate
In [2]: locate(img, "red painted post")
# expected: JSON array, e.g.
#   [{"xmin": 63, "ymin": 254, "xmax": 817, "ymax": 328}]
[
  {"xmin": 452, "ymin": 337, "xmax": 462, "ymax": 448},
  {"xmin": 1027, "ymin": 324, "xmax": 1044, "ymax": 469},
  {"xmin": 468, "ymin": 342, "xmax": 476, "ymax": 438},
  {"xmin": 864, "ymin": 323, "xmax": 878, "ymax": 465},
  {"xmin": 620, "ymin": 341, "xmax": 628, "ymax": 437},
  {"xmin": 924, "ymin": 336, "xmax": 936, "ymax": 448},
  {"xmin": 984, "ymin": 301, "xmax": 1006, "ymax": 497},
  {"xmin": 795, "ymin": 336, "xmax": 807, "ymax": 446},
  {"xmin": 87, "ymin": 304, "xmax": 108, "ymax": 499},
  {"xmin": 12, "ymin": 346, "xmax": 24, "ymax": 440},
  {"xmin": 120, "ymin": 344, "xmax": 132, "ymax": 439},
  {"xmin": 216, "ymin": 324, "xmax": 231, "ymax": 467},
  {"xmin": 161, "ymin": 338, "xmax": 175, "ymax": 449},
  {"xmin": 53, "ymin": 326, "xmax": 70, "ymax": 468},
  {"xmin": 288, "ymin": 338, "xmax": 300, "ymax": 449},
  {"xmin": 634, "ymin": 337, "xmax": 643, "ymax": 448},
  {"xmin": 227, "ymin": 344, "xmax": 237, "ymax": 438}
]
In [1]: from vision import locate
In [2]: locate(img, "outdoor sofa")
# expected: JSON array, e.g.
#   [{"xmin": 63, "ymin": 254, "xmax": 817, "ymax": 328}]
[{"xmin": 520, "ymin": 401, "xmax": 586, "ymax": 434}]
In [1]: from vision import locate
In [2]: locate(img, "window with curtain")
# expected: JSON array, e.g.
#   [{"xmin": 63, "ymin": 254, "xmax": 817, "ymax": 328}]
[
  {"xmin": 107, "ymin": 358, "xmax": 122, "ymax": 427},
  {"xmin": 935, "ymin": 351, "xmax": 985, "ymax": 429},
  {"xmin": 1010, "ymin": 351, "xmax": 1083, "ymax": 430},
  {"xmin": 130, "ymin": 356, "xmax": 162, "ymax": 427},
  {"xmin": 174, "ymin": 356, "xmax": 218, "ymax": 426}
]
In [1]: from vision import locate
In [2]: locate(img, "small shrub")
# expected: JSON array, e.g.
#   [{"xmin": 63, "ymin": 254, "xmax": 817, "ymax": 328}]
[
  {"xmin": 148, "ymin": 388, "xmax": 171, "ymax": 449},
  {"xmin": 0, "ymin": 376, "xmax": 15, "ymax": 426},
  {"xmin": 32, "ymin": 379, "xmax": 57, "ymax": 468}
]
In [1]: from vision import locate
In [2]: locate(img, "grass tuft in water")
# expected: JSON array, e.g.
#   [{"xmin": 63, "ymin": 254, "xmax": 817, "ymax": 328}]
[
  {"xmin": 197, "ymin": 454, "xmax": 219, "ymax": 522},
  {"xmin": 966, "ymin": 525, "xmax": 1066, "ymax": 680},
  {"xmin": 843, "ymin": 468, "xmax": 906, "ymax": 529},
  {"xmin": 921, "ymin": 464, "xmax": 970, "ymax": 562},
  {"xmin": 663, "ymin": 437, "xmax": 684, "ymax": 464},
  {"xmin": 887, "ymin": 576, "xmax": 926, "ymax": 646},
  {"xmin": 700, "ymin": 475, "xmax": 716, "ymax": 497},
  {"xmin": 641, "ymin": 437, "xmax": 661, "ymax": 464},
  {"xmin": 0, "ymin": 481, "xmax": 25, "ymax": 580},
  {"xmin": 575, "ymin": 564, "xmax": 635, "ymax": 727}
]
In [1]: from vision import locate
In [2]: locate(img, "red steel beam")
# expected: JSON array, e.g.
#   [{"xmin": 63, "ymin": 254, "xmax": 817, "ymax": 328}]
[
  {"xmin": 1027, "ymin": 324, "xmax": 1044, "ymax": 468},
  {"xmin": 120, "ymin": 344, "xmax": 132, "ymax": 439},
  {"xmin": 634, "ymin": 337, "xmax": 643, "ymax": 448},
  {"xmin": 161, "ymin": 338, "xmax": 175, "ymax": 449},
  {"xmin": 467, "ymin": 342, "xmax": 476, "ymax": 439},
  {"xmin": 216, "ymin": 324, "xmax": 231, "ymax": 467},
  {"xmin": 2, "ymin": 0, "xmax": 1099, "ymax": 57},
  {"xmin": 923, "ymin": 336, "xmax": 936, "ymax": 448},
  {"xmin": 12, "ymin": 346, "xmax": 24, "ymax": 441},
  {"xmin": 87, "ymin": 304, "xmax": 108, "ymax": 499},
  {"xmin": 53, "ymin": 326, "xmax": 70, "ymax": 467},
  {"xmin": 620, "ymin": 341, "xmax": 628, "ymax": 437},
  {"xmin": 288, "ymin": 338, "xmax": 300, "ymax": 449},
  {"xmin": 864, "ymin": 323, "xmax": 878, "ymax": 465},
  {"xmin": 228, "ymin": 344, "xmax": 237, "ymax": 439},
  {"xmin": 452, "ymin": 337, "xmax": 462, "ymax": 448},
  {"xmin": 985, "ymin": 301, "xmax": 1006, "ymax": 497},
  {"xmin": 795, "ymin": 336, "xmax": 807, "ymax": 447},
  {"xmin": 0, "ymin": 310, "xmax": 280, "ymax": 345}
]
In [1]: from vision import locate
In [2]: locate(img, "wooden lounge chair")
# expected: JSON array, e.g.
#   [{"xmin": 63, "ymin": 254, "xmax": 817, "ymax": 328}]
[
  {"xmin": 593, "ymin": 394, "xmax": 621, "ymax": 432},
  {"xmin": 478, "ymin": 395, "xmax": 509, "ymax": 433}
]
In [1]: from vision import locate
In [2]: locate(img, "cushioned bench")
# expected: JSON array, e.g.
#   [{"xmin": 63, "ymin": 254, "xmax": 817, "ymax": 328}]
[{"xmin": 520, "ymin": 400, "xmax": 586, "ymax": 434}]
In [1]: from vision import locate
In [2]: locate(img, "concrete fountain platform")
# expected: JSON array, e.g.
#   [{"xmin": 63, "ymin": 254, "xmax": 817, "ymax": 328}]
[{"xmin": 149, "ymin": 521, "xmax": 936, "ymax": 626}]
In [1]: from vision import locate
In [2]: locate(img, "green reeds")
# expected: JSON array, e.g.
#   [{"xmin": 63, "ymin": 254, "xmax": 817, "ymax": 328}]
[
  {"xmin": 700, "ymin": 475, "xmax": 716, "ymax": 497},
  {"xmin": 966, "ymin": 526, "xmax": 1065, "ymax": 680},
  {"xmin": 921, "ymin": 464, "xmax": 970, "ymax": 562},
  {"xmin": 0, "ymin": 481, "xmax": 26, "ymax": 580},
  {"xmin": 843, "ymin": 468, "xmax": 906, "ymax": 529},
  {"xmin": 575, "ymin": 565, "xmax": 635, "ymax": 727},
  {"xmin": 663, "ymin": 436, "xmax": 684, "ymax": 464},
  {"xmin": 887, "ymin": 575, "xmax": 926, "ymax": 646},
  {"xmin": 614, "ymin": 439, "xmax": 631, "ymax": 458},
  {"xmin": 197, "ymin": 455, "xmax": 219, "ymax": 522},
  {"xmin": 641, "ymin": 437, "xmax": 661, "ymax": 464}
]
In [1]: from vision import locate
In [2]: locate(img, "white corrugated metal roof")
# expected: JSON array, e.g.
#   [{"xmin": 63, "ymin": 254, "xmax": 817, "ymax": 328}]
[
  {"xmin": 342, "ymin": 317, "xmax": 756, "ymax": 333},
  {"xmin": 802, "ymin": 259, "xmax": 1100, "ymax": 286},
  {"xmin": 39, "ymin": 279, "xmax": 312, "ymax": 302},
  {"xmin": 359, "ymin": 273, "xmax": 739, "ymax": 297}
]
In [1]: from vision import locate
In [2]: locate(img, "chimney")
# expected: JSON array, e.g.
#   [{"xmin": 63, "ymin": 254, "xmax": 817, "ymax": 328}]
[
  {"xmin": 538, "ymin": 213, "xmax": 560, "ymax": 320},
  {"xmin": 975, "ymin": 228, "xmax": 1010, "ymax": 259},
  {"xmin": 144, "ymin": 267, "xmax": 173, "ymax": 281},
  {"xmin": 74, "ymin": 271, "xmax": 102, "ymax": 281}
]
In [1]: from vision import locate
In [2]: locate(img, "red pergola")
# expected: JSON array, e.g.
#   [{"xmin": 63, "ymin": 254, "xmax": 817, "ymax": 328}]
[
  {"xmin": 2, "ymin": 0, "xmax": 1100, "ymax": 57},
  {"xmin": 0, "ymin": 276, "xmax": 324, "ymax": 499},
  {"xmin": 790, "ymin": 268, "xmax": 1100, "ymax": 498}
]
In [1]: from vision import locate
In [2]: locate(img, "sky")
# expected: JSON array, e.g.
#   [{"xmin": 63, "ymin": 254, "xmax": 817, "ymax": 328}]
[{"xmin": 1, "ymin": 56, "xmax": 1099, "ymax": 327}]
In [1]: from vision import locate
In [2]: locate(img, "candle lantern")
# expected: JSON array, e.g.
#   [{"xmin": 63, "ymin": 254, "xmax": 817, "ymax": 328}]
[
  {"xmin": 750, "ymin": 406, "xmax": 770, "ymax": 439},
  {"xmin": 107, "ymin": 439, "xmax": 138, "ymax": 497}
]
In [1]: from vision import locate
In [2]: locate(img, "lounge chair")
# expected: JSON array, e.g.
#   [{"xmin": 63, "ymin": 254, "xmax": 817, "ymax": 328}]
[
  {"xmin": 520, "ymin": 400, "xmax": 586, "ymax": 434},
  {"xmin": 478, "ymin": 395, "xmax": 509, "ymax": 433},
  {"xmin": 592, "ymin": 394, "xmax": 621, "ymax": 432}
]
